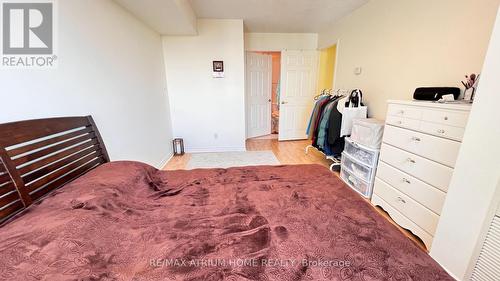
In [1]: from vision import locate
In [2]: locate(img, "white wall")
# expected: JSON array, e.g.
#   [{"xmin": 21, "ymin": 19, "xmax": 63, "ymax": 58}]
[
  {"xmin": 430, "ymin": 6, "xmax": 500, "ymax": 280},
  {"xmin": 0, "ymin": 0, "xmax": 173, "ymax": 168},
  {"xmin": 317, "ymin": 0, "xmax": 500, "ymax": 119},
  {"xmin": 162, "ymin": 19, "xmax": 246, "ymax": 152},
  {"xmin": 245, "ymin": 33, "xmax": 317, "ymax": 51}
]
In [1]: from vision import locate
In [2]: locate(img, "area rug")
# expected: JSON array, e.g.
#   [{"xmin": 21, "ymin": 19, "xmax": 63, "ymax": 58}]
[{"xmin": 187, "ymin": 151, "xmax": 280, "ymax": 169}]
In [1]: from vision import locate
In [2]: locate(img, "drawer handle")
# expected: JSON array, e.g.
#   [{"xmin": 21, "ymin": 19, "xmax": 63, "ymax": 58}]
[
  {"xmin": 437, "ymin": 129, "xmax": 446, "ymax": 134},
  {"xmin": 397, "ymin": 197, "xmax": 406, "ymax": 204},
  {"xmin": 396, "ymin": 120, "xmax": 402, "ymax": 125},
  {"xmin": 398, "ymin": 110, "xmax": 405, "ymax": 114},
  {"xmin": 402, "ymin": 178, "xmax": 411, "ymax": 184},
  {"xmin": 444, "ymin": 116, "xmax": 449, "ymax": 120},
  {"xmin": 411, "ymin": 136, "xmax": 421, "ymax": 142},
  {"xmin": 406, "ymin": 158, "xmax": 416, "ymax": 164}
]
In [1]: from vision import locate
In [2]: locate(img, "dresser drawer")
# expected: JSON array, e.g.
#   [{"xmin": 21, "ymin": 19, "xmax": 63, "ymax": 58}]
[
  {"xmin": 372, "ymin": 194, "xmax": 433, "ymax": 249},
  {"xmin": 386, "ymin": 115, "xmax": 421, "ymax": 131},
  {"xmin": 380, "ymin": 144, "xmax": 453, "ymax": 192},
  {"xmin": 387, "ymin": 104, "xmax": 422, "ymax": 120},
  {"xmin": 373, "ymin": 178, "xmax": 440, "ymax": 235},
  {"xmin": 382, "ymin": 125, "xmax": 461, "ymax": 167},
  {"xmin": 419, "ymin": 121, "xmax": 465, "ymax": 141},
  {"xmin": 376, "ymin": 162, "xmax": 446, "ymax": 215},
  {"xmin": 421, "ymin": 108, "xmax": 469, "ymax": 128}
]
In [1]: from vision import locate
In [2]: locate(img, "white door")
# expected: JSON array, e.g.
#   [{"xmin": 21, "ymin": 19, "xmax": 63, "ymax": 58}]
[
  {"xmin": 278, "ymin": 50, "xmax": 319, "ymax": 140},
  {"xmin": 246, "ymin": 52, "xmax": 272, "ymax": 138}
]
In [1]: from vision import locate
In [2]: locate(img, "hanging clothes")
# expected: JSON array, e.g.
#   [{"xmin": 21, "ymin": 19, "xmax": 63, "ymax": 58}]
[
  {"xmin": 316, "ymin": 101, "xmax": 337, "ymax": 151},
  {"xmin": 311, "ymin": 97, "xmax": 333, "ymax": 145},
  {"xmin": 306, "ymin": 95, "xmax": 329, "ymax": 136},
  {"xmin": 306, "ymin": 89, "xmax": 367, "ymax": 159},
  {"xmin": 326, "ymin": 99, "xmax": 345, "ymax": 156},
  {"xmin": 305, "ymin": 92, "xmax": 356, "ymax": 158}
]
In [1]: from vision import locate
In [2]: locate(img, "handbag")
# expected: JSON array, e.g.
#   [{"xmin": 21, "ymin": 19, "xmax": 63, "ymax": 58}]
[
  {"xmin": 341, "ymin": 89, "xmax": 367, "ymax": 137},
  {"xmin": 345, "ymin": 89, "xmax": 364, "ymax": 107}
]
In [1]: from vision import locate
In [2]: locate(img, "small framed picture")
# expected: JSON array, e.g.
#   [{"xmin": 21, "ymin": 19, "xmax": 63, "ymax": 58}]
[{"xmin": 213, "ymin": 61, "xmax": 223, "ymax": 72}]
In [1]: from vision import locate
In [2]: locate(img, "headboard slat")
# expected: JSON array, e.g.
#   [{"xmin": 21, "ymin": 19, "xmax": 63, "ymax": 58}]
[
  {"xmin": 0, "ymin": 191, "xmax": 20, "ymax": 208},
  {"xmin": 0, "ymin": 182, "xmax": 16, "ymax": 197},
  {"xmin": 8, "ymin": 126, "xmax": 93, "ymax": 157},
  {"xmin": 18, "ymin": 140, "xmax": 99, "ymax": 176},
  {"xmin": 0, "ymin": 200, "xmax": 23, "ymax": 222},
  {"xmin": 0, "ymin": 173, "xmax": 10, "ymax": 185},
  {"xmin": 22, "ymin": 148, "xmax": 101, "ymax": 184},
  {"xmin": 30, "ymin": 157, "xmax": 104, "ymax": 201},
  {"xmin": 0, "ymin": 116, "xmax": 109, "ymax": 225},
  {"xmin": 0, "ymin": 117, "xmax": 90, "ymax": 148},
  {"xmin": 26, "ymin": 153, "xmax": 102, "ymax": 193},
  {"xmin": 12, "ymin": 132, "xmax": 96, "ymax": 167}
]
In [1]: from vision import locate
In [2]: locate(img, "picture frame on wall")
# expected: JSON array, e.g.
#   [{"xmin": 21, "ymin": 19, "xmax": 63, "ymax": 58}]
[
  {"xmin": 212, "ymin": 61, "xmax": 224, "ymax": 78},
  {"xmin": 213, "ymin": 61, "xmax": 223, "ymax": 72}
]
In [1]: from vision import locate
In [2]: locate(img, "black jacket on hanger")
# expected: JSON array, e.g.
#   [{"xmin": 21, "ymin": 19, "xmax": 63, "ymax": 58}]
[{"xmin": 326, "ymin": 100, "xmax": 344, "ymax": 157}]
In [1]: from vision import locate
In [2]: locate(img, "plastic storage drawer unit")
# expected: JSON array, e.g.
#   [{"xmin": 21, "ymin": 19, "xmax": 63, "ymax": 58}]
[
  {"xmin": 340, "ymin": 167, "xmax": 372, "ymax": 198},
  {"xmin": 344, "ymin": 137, "xmax": 380, "ymax": 167},
  {"xmin": 350, "ymin": 118, "xmax": 385, "ymax": 149},
  {"xmin": 341, "ymin": 152, "xmax": 374, "ymax": 182}
]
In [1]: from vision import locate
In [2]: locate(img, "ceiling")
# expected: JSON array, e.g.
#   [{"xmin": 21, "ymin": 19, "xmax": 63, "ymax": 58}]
[
  {"xmin": 115, "ymin": 0, "xmax": 369, "ymax": 35},
  {"xmin": 190, "ymin": 0, "xmax": 368, "ymax": 33},
  {"xmin": 115, "ymin": 0, "xmax": 198, "ymax": 35}
]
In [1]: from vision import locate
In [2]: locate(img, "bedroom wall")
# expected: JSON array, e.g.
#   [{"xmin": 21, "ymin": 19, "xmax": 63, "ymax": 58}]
[
  {"xmin": 430, "ymin": 6, "xmax": 500, "ymax": 279},
  {"xmin": 245, "ymin": 33, "xmax": 317, "ymax": 51},
  {"xmin": 162, "ymin": 19, "xmax": 246, "ymax": 152},
  {"xmin": 0, "ymin": 0, "xmax": 173, "ymax": 168},
  {"xmin": 317, "ymin": 0, "xmax": 500, "ymax": 119}
]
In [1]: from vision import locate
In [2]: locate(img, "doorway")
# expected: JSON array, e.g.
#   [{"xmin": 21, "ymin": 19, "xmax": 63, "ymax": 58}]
[
  {"xmin": 245, "ymin": 51, "xmax": 281, "ymax": 139},
  {"xmin": 245, "ymin": 50, "xmax": 320, "ymax": 141},
  {"xmin": 317, "ymin": 44, "xmax": 337, "ymax": 92}
]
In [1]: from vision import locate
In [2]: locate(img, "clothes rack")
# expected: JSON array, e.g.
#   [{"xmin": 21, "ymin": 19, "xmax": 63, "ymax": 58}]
[
  {"xmin": 305, "ymin": 89, "xmax": 352, "ymax": 172},
  {"xmin": 305, "ymin": 145, "xmax": 341, "ymax": 172}
]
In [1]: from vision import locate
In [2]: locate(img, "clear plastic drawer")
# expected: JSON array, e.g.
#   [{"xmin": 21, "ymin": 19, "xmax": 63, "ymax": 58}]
[
  {"xmin": 341, "ymin": 152, "xmax": 374, "ymax": 182},
  {"xmin": 340, "ymin": 167, "xmax": 373, "ymax": 198},
  {"xmin": 344, "ymin": 137, "xmax": 379, "ymax": 167}
]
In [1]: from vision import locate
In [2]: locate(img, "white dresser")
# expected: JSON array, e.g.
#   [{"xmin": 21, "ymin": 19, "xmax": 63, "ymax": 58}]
[{"xmin": 372, "ymin": 100, "xmax": 472, "ymax": 249}]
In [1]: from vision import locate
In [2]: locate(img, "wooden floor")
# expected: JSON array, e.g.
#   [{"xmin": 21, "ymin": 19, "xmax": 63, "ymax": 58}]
[
  {"xmin": 163, "ymin": 136, "xmax": 427, "ymax": 251},
  {"xmin": 164, "ymin": 137, "xmax": 335, "ymax": 171}
]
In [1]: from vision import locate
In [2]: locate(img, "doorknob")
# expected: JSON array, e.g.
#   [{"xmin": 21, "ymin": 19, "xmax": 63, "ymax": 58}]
[
  {"xmin": 281, "ymin": 101, "xmax": 288, "ymax": 104},
  {"xmin": 268, "ymin": 99, "xmax": 271, "ymax": 102}
]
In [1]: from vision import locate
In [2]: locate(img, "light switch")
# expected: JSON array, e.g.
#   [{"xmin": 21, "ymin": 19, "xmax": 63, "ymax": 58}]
[{"xmin": 354, "ymin": 67, "xmax": 362, "ymax": 75}]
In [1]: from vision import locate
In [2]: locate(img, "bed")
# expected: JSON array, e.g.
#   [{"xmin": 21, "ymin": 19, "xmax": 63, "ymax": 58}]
[{"xmin": 0, "ymin": 117, "xmax": 453, "ymax": 281}]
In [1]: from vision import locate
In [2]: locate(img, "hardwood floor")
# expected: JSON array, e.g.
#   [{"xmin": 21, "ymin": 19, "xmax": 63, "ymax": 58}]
[
  {"xmin": 163, "ymin": 137, "xmax": 335, "ymax": 171},
  {"xmin": 163, "ymin": 136, "xmax": 427, "ymax": 251}
]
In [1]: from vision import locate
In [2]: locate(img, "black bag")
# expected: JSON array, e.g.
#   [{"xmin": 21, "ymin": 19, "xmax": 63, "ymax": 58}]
[{"xmin": 413, "ymin": 87, "xmax": 460, "ymax": 101}]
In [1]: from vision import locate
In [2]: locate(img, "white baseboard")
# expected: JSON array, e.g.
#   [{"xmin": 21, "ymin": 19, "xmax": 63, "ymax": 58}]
[
  {"xmin": 185, "ymin": 146, "xmax": 247, "ymax": 154},
  {"xmin": 157, "ymin": 152, "xmax": 173, "ymax": 170}
]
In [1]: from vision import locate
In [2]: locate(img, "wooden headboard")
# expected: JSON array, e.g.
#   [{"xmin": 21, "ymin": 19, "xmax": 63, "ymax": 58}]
[{"xmin": 0, "ymin": 116, "xmax": 109, "ymax": 224}]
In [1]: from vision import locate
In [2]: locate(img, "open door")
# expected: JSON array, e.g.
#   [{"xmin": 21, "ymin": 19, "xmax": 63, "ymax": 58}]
[
  {"xmin": 246, "ymin": 52, "xmax": 272, "ymax": 138},
  {"xmin": 278, "ymin": 50, "xmax": 319, "ymax": 141}
]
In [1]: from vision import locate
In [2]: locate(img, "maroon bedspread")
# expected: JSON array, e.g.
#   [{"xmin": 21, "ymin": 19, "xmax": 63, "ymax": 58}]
[{"xmin": 0, "ymin": 161, "xmax": 452, "ymax": 281}]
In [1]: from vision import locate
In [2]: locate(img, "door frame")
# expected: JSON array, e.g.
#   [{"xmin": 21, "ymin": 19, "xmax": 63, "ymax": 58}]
[{"xmin": 332, "ymin": 39, "xmax": 340, "ymax": 89}]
